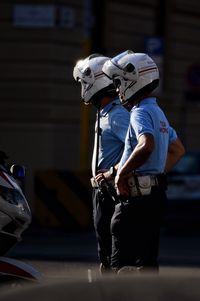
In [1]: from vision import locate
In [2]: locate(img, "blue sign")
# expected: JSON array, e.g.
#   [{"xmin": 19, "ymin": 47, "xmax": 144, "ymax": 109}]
[
  {"xmin": 13, "ymin": 5, "xmax": 55, "ymax": 28},
  {"xmin": 187, "ymin": 64, "xmax": 200, "ymax": 90},
  {"xmin": 144, "ymin": 37, "xmax": 164, "ymax": 56}
]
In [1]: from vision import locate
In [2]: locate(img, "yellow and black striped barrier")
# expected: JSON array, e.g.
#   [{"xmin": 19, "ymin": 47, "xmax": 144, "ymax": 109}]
[{"xmin": 34, "ymin": 170, "xmax": 93, "ymax": 231}]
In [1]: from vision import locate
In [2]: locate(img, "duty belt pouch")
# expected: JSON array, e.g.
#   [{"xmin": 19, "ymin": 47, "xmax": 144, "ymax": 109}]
[{"xmin": 128, "ymin": 175, "xmax": 152, "ymax": 197}]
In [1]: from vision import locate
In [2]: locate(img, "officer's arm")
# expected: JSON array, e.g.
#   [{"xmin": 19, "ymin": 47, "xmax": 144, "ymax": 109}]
[
  {"xmin": 119, "ymin": 133, "xmax": 154, "ymax": 177},
  {"xmin": 165, "ymin": 137, "xmax": 185, "ymax": 173}
]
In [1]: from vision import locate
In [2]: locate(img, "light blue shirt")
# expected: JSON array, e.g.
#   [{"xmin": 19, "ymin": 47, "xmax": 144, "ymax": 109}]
[
  {"xmin": 118, "ymin": 97, "xmax": 177, "ymax": 174},
  {"xmin": 92, "ymin": 98, "xmax": 130, "ymax": 175}
]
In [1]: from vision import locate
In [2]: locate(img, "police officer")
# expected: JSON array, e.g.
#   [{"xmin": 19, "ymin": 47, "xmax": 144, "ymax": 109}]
[
  {"xmin": 73, "ymin": 54, "xmax": 130, "ymax": 273},
  {"xmin": 102, "ymin": 50, "xmax": 185, "ymax": 273}
]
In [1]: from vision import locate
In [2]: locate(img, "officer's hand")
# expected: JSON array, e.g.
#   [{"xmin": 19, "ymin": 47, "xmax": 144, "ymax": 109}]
[
  {"xmin": 95, "ymin": 170, "xmax": 111, "ymax": 185},
  {"xmin": 115, "ymin": 174, "xmax": 130, "ymax": 196}
]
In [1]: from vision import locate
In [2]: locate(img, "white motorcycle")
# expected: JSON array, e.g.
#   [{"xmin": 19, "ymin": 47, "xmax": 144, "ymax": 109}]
[{"xmin": 0, "ymin": 151, "xmax": 41, "ymax": 282}]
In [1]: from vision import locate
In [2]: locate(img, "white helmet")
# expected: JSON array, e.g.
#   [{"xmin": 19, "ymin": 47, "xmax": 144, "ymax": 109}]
[
  {"xmin": 102, "ymin": 50, "xmax": 159, "ymax": 106},
  {"xmin": 73, "ymin": 54, "xmax": 116, "ymax": 105}
]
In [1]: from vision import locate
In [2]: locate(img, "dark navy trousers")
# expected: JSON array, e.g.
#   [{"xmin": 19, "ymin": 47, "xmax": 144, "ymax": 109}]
[
  {"xmin": 92, "ymin": 187, "xmax": 115, "ymax": 267},
  {"xmin": 110, "ymin": 186, "xmax": 167, "ymax": 271}
]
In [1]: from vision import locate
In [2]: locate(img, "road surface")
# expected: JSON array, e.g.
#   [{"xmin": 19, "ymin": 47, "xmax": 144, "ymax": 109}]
[{"xmin": 0, "ymin": 222, "xmax": 200, "ymax": 300}]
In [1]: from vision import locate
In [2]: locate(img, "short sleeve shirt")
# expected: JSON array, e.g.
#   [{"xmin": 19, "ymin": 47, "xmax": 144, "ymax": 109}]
[
  {"xmin": 118, "ymin": 97, "xmax": 177, "ymax": 174},
  {"xmin": 92, "ymin": 98, "xmax": 130, "ymax": 174}
]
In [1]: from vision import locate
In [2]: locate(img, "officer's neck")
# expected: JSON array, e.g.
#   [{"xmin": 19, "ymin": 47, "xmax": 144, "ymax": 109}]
[
  {"xmin": 99, "ymin": 96, "xmax": 115, "ymax": 109},
  {"xmin": 130, "ymin": 93, "xmax": 150, "ymax": 107}
]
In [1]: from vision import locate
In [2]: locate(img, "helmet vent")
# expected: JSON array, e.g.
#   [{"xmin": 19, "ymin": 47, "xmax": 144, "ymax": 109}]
[
  {"xmin": 84, "ymin": 67, "xmax": 91, "ymax": 76},
  {"xmin": 125, "ymin": 63, "xmax": 135, "ymax": 73}
]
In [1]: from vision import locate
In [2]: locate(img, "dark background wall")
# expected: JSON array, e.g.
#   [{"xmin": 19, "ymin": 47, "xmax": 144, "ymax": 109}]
[{"xmin": 0, "ymin": 0, "xmax": 200, "ymax": 225}]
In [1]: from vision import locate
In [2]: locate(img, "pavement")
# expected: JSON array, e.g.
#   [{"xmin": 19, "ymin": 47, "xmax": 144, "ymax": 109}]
[
  {"xmin": 1, "ymin": 221, "xmax": 200, "ymax": 301},
  {"xmin": 8, "ymin": 221, "xmax": 99, "ymax": 262},
  {"xmin": 7, "ymin": 220, "xmax": 200, "ymax": 268}
]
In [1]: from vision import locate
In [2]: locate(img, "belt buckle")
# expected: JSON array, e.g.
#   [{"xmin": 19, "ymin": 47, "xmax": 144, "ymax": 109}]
[{"xmin": 90, "ymin": 177, "xmax": 98, "ymax": 188}]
